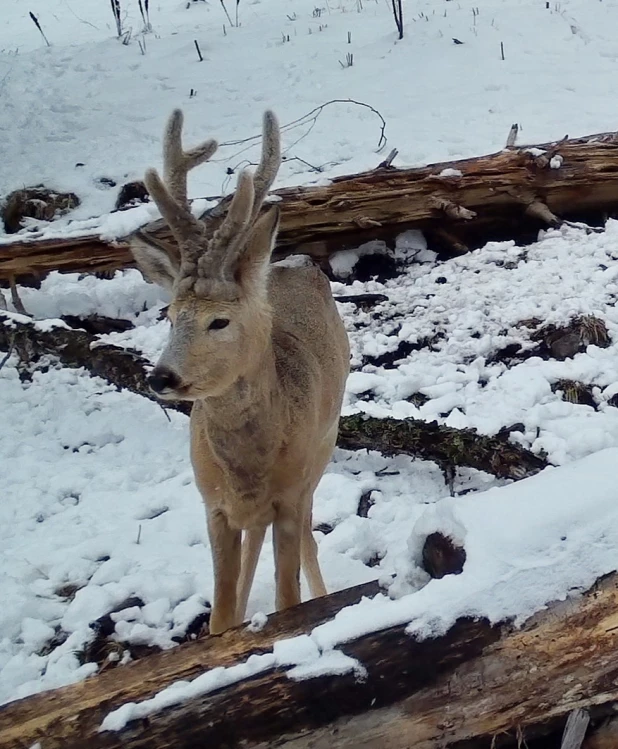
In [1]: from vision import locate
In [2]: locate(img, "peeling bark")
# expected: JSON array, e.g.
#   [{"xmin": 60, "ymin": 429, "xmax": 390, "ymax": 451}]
[
  {"xmin": 3, "ymin": 130, "xmax": 618, "ymax": 281},
  {"xmin": 2, "ymin": 572, "xmax": 618, "ymax": 749}
]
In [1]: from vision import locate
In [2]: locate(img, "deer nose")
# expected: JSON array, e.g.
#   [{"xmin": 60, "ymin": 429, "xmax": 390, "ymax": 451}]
[{"xmin": 147, "ymin": 368, "xmax": 180, "ymax": 394}]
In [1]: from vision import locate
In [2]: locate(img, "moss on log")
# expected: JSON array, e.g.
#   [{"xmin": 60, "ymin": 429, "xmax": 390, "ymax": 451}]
[{"xmin": 338, "ymin": 413, "xmax": 547, "ymax": 480}]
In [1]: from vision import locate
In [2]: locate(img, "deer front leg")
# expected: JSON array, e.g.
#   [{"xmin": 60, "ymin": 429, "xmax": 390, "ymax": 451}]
[
  {"xmin": 273, "ymin": 507, "xmax": 302, "ymax": 611},
  {"xmin": 236, "ymin": 526, "xmax": 267, "ymax": 625},
  {"xmin": 207, "ymin": 509, "xmax": 241, "ymax": 635}
]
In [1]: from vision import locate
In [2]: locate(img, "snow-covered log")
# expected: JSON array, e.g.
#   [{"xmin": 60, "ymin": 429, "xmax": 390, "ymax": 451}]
[
  {"xmin": 2, "ymin": 572, "xmax": 618, "ymax": 749},
  {"xmin": 3, "ymin": 130, "xmax": 618, "ymax": 281},
  {"xmin": 0, "ymin": 312, "xmax": 547, "ymax": 479}
]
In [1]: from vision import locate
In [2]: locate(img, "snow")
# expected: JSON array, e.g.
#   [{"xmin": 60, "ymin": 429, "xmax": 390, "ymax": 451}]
[
  {"xmin": 524, "ymin": 147, "xmax": 547, "ymax": 157},
  {"xmin": 338, "ymin": 222, "xmax": 618, "ymax": 465},
  {"xmin": 247, "ymin": 611, "xmax": 268, "ymax": 633},
  {"xmin": 437, "ymin": 168, "xmax": 463, "ymax": 178},
  {"xmin": 100, "ymin": 631, "xmax": 365, "ymax": 731},
  {"xmin": 4, "ymin": 0, "xmax": 618, "ymax": 238},
  {"xmin": 286, "ymin": 650, "xmax": 366, "ymax": 681},
  {"xmin": 100, "ymin": 447, "xmax": 618, "ymax": 729},
  {"xmin": 550, "ymin": 154, "xmax": 564, "ymax": 169},
  {"xmin": 4, "ymin": 0, "xmax": 618, "ymax": 720},
  {"xmin": 99, "ymin": 652, "xmax": 276, "ymax": 732},
  {"xmin": 329, "ymin": 240, "xmax": 389, "ymax": 278}
]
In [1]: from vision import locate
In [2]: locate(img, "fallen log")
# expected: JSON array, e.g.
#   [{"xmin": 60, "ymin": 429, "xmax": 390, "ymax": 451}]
[
  {"xmin": 0, "ymin": 312, "xmax": 547, "ymax": 479},
  {"xmin": 3, "ymin": 130, "xmax": 618, "ymax": 281},
  {"xmin": 2, "ymin": 568, "xmax": 618, "ymax": 748},
  {"xmin": 338, "ymin": 413, "xmax": 547, "ymax": 479}
]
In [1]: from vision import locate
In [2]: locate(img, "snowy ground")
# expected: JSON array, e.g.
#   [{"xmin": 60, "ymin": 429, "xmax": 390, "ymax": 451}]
[
  {"xmin": 3, "ymin": 0, "xmax": 618, "ymax": 716},
  {"xmin": 4, "ymin": 220, "xmax": 618, "ymax": 706},
  {"xmin": 3, "ymin": 0, "xmax": 618, "ymax": 234}
]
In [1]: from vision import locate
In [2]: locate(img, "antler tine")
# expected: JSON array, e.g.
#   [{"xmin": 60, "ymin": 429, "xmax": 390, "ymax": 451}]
[
  {"xmin": 196, "ymin": 111, "xmax": 279, "ymax": 288},
  {"xmin": 204, "ymin": 171, "xmax": 255, "ymax": 269},
  {"xmin": 250, "ymin": 110, "xmax": 281, "ymax": 222},
  {"xmin": 144, "ymin": 167, "xmax": 203, "ymax": 247},
  {"xmin": 145, "ymin": 109, "xmax": 218, "ymax": 249},
  {"xmin": 163, "ymin": 109, "xmax": 218, "ymax": 206}
]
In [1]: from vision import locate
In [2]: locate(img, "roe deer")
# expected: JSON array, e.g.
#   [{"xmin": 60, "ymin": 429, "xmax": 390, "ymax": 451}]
[{"xmin": 131, "ymin": 109, "xmax": 350, "ymax": 634}]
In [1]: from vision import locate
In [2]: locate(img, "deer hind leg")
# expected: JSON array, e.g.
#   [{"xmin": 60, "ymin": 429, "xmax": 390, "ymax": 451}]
[
  {"xmin": 207, "ymin": 510, "xmax": 241, "ymax": 635},
  {"xmin": 235, "ymin": 526, "xmax": 267, "ymax": 625},
  {"xmin": 302, "ymin": 514, "xmax": 327, "ymax": 599},
  {"xmin": 273, "ymin": 508, "xmax": 302, "ymax": 611}
]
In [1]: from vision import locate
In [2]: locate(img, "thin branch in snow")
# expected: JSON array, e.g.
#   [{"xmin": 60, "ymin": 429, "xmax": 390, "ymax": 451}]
[
  {"xmin": 282, "ymin": 155, "xmax": 325, "ymax": 172},
  {"xmin": 110, "ymin": 0, "xmax": 122, "ymax": 37},
  {"xmin": 58, "ymin": 1, "xmax": 100, "ymax": 30},
  {"xmin": 390, "ymin": 0, "xmax": 403, "ymax": 39},
  {"xmin": 0, "ymin": 335, "xmax": 14, "ymax": 372},
  {"xmin": 215, "ymin": 98, "xmax": 388, "ymax": 181},
  {"xmin": 29, "ymin": 12, "xmax": 51, "ymax": 47},
  {"xmin": 138, "ymin": 0, "xmax": 151, "ymax": 31},
  {"xmin": 219, "ymin": 0, "xmax": 234, "ymax": 27},
  {"xmin": 9, "ymin": 276, "xmax": 28, "ymax": 317},
  {"xmin": 506, "ymin": 123, "xmax": 519, "ymax": 147},
  {"xmin": 376, "ymin": 148, "xmax": 398, "ymax": 168}
]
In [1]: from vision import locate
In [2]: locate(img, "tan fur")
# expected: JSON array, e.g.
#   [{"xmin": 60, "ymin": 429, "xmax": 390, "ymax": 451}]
[{"xmin": 131, "ymin": 110, "xmax": 350, "ymax": 634}]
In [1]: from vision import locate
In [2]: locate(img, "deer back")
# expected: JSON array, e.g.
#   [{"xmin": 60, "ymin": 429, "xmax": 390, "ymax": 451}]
[{"xmin": 269, "ymin": 263, "xmax": 350, "ymax": 430}]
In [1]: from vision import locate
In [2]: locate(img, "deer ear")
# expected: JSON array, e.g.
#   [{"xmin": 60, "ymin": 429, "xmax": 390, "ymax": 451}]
[
  {"xmin": 131, "ymin": 236, "xmax": 180, "ymax": 292},
  {"xmin": 236, "ymin": 205, "xmax": 280, "ymax": 290}
]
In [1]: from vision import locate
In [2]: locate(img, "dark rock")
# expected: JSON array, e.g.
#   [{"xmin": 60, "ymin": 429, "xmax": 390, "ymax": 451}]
[
  {"xmin": 115, "ymin": 180, "xmax": 150, "ymax": 211},
  {"xmin": 343, "ymin": 252, "xmax": 399, "ymax": 283},
  {"xmin": 357, "ymin": 490, "xmax": 376, "ymax": 518},
  {"xmin": 363, "ymin": 334, "xmax": 443, "ymax": 369},
  {"xmin": 95, "ymin": 177, "xmax": 117, "ymax": 189},
  {"xmin": 333, "ymin": 293, "xmax": 388, "ymax": 310},
  {"xmin": 485, "ymin": 342, "xmax": 523, "ymax": 366},
  {"xmin": 60, "ymin": 314, "xmax": 134, "ymax": 336},
  {"xmin": 495, "ymin": 423, "xmax": 526, "ymax": 441}
]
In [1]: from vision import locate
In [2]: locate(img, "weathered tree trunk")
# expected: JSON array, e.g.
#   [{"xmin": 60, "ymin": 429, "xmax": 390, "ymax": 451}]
[
  {"xmin": 338, "ymin": 413, "xmax": 546, "ymax": 479},
  {"xmin": 3, "ymin": 131, "xmax": 618, "ymax": 281},
  {"xmin": 1, "ymin": 572, "xmax": 618, "ymax": 749},
  {"xmin": 0, "ymin": 312, "xmax": 547, "ymax": 479}
]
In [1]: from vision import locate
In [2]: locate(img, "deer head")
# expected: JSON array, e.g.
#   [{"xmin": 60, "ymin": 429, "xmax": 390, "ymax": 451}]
[{"xmin": 132, "ymin": 109, "xmax": 281, "ymax": 400}]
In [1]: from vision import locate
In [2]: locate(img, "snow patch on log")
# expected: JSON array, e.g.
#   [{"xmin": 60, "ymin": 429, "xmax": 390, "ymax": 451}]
[
  {"xmin": 286, "ymin": 650, "xmax": 366, "ymax": 681},
  {"xmin": 437, "ymin": 168, "xmax": 463, "ymax": 178},
  {"xmin": 309, "ymin": 448, "xmax": 618, "ymax": 648},
  {"xmin": 99, "ymin": 652, "xmax": 276, "ymax": 732},
  {"xmin": 100, "ymin": 640, "xmax": 365, "ymax": 731},
  {"xmin": 551, "ymin": 154, "xmax": 564, "ymax": 169},
  {"xmin": 247, "ymin": 611, "xmax": 268, "ymax": 633}
]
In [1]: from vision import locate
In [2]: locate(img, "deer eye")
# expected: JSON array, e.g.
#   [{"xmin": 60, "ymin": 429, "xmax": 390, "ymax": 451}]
[{"xmin": 208, "ymin": 318, "xmax": 230, "ymax": 331}]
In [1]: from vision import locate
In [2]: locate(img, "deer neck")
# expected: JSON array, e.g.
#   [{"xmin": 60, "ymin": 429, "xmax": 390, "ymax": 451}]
[{"xmin": 192, "ymin": 339, "xmax": 280, "ymax": 453}]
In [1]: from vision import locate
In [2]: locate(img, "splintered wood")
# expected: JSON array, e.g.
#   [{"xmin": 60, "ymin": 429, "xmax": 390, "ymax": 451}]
[
  {"xmin": 3, "ymin": 130, "xmax": 618, "ymax": 281},
  {"xmin": 1, "ymin": 573, "xmax": 618, "ymax": 748}
]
